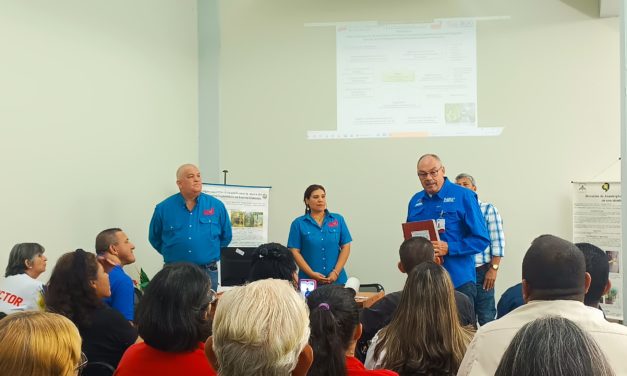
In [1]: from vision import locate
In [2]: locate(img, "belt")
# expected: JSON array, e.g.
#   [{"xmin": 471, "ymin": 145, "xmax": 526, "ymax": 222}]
[{"xmin": 199, "ymin": 260, "xmax": 219, "ymax": 269}]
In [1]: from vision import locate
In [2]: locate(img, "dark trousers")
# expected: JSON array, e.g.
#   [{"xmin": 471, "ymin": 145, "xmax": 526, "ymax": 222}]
[
  {"xmin": 455, "ymin": 281, "xmax": 477, "ymax": 311},
  {"xmin": 474, "ymin": 264, "xmax": 497, "ymax": 325}
]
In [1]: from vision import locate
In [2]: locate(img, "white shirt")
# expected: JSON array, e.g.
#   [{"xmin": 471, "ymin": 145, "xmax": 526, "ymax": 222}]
[
  {"xmin": 457, "ymin": 300, "xmax": 627, "ymax": 376},
  {"xmin": 0, "ymin": 273, "xmax": 44, "ymax": 314},
  {"xmin": 364, "ymin": 331, "xmax": 386, "ymax": 369}
]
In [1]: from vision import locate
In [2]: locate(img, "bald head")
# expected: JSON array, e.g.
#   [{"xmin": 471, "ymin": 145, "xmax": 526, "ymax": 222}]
[
  {"xmin": 176, "ymin": 164, "xmax": 199, "ymax": 180},
  {"xmin": 522, "ymin": 235, "xmax": 588, "ymax": 302}
]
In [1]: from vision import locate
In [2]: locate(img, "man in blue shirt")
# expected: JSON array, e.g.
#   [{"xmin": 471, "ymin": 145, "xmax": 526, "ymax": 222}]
[
  {"xmin": 95, "ymin": 228, "xmax": 136, "ymax": 321},
  {"xmin": 149, "ymin": 164, "xmax": 232, "ymax": 289},
  {"xmin": 407, "ymin": 154, "xmax": 489, "ymax": 304}
]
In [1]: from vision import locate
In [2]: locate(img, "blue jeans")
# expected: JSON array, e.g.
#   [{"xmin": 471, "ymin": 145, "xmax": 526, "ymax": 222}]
[
  {"xmin": 475, "ymin": 264, "xmax": 496, "ymax": 325},
  {"xmin": 455, "ymin": 281, "xmax": 477, "ymax": 311},
  {"xmin": 201, "ymin": 261, "xmax": 219, "ymax": 291}
]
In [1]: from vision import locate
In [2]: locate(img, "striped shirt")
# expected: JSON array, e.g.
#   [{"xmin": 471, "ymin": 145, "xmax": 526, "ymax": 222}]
[{"xmin": 475, "ymin": 200, "xmax": 505, "ymax": 266}]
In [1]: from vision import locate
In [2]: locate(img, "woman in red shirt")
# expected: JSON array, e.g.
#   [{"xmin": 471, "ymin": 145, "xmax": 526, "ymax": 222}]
[
  {"xmin": 115, "ymin": 263, "xmax": 216, "ymax": 376},
  {"xmin": 307, "ymin": 285, "xmax": 398, "ymax": 376}
]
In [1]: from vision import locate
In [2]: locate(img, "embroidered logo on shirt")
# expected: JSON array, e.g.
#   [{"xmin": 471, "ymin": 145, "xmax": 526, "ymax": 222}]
[
  {"xmin": 203, "ymin": 208, "xmax": 215, "ymax": 216},
  {"xmin": 414, "ymin": 201, "xmax": 423, "ymax": 207},
  {"xmin": 443, "ymin": 197, "xmax": 455, "ymax": 203},
  {"xmin": 328, "ymin": 219, "xmax": 339, "ymax": 228}
]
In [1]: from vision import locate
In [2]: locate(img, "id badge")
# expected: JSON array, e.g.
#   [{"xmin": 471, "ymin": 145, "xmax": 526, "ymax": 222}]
[{"xmin": 436, "ymin": 218, "xmax": 446, "ymax": 233}]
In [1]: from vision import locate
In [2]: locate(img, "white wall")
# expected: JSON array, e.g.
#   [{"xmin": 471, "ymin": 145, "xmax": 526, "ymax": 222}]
[
  {"xmin": 0, "ymin": 1, "xmax": 200, "ymax": 282},
  {"xmin": 216, "ymin": 0, "xmax": 620, "ymax": 295}
]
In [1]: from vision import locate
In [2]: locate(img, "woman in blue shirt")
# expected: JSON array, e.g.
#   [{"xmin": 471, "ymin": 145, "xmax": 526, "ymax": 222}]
[{"xmin": 288, "ymin": 184, "xmax": 352, "ymax": 285}]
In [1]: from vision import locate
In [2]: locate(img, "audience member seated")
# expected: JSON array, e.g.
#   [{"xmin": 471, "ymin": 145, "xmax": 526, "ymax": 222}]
[
  {"xmin": 307, "ymin": 285, "xmax": 398, "ymax": 376},
  {"xmin": 496, "ymin": 282, "xmax": 523, "ymax": 318},
  {"xmin": 359, "ymin": 237, "xmax": 475, "ymax": 360},
  {"xmin": 458, "ymin": 235, "xmax": 627, "ymax": 375},
  {"xmin": 45, "ymin": 249, "xmax": 137, "ymax": 376},
  {"xmin": 495, "ymin": 316, "xmax": 615, "ymax": 376},
  {"xmin": 0, "ymin": 243, "xmax": 47, "ymax": 314},
  {"xmin": 116, "ymin": 263, "xmax": 216, "ymax": 376},
  {"xmin": 95, "ymin": 228, "xmax": 137, "ymax": 321},
  {"xmin": 496, "ymin": 241, "xmax": 613, "ymax": 319},
  {"xmin": 365, "ymin": 261, "xmax": 474, "ymax": 375},
  {"xmin": 577, "ymin": 242, "xmax": 611, "ymax": 312},
  {"xmin": 0, "ymin": 311, "xmax": 83, "ymax": 376},
  {"xmin": 206, "ymin": 279, "xmax": 313, "ymax": 376},
  {"xmin": 248, "ymin": 242, "xmax": 298, "ymax": 288}
]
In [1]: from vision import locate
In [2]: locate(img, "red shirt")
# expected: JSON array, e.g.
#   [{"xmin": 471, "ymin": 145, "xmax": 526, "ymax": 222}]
[
  {"xmin": 346, "ymin": 356, "xmax": 398, "ymax": 376},
  {"xmin": 115, "ymin": 342, "xmax": 216, "ymax": 376}
]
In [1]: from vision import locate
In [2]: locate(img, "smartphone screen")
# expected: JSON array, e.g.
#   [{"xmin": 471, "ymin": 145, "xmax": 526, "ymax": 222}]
[{"xmin": 299, "ymin": 279, "xmax": 317, "ymax": 298}]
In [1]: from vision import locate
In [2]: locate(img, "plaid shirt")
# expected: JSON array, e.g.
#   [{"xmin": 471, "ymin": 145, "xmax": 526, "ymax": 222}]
[{"xmin": 475, "ymin": 200, "xmax": 505, "ymax": 266}]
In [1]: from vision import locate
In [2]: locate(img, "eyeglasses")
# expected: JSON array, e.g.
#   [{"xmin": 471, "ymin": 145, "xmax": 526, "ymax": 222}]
[
  {"xmin": 417, "ymin": 166, "xmax": 443, "ymax": 179},
  {"xmin": 76, "ymin": 352, "xmax": 88, "ymax": 375}
]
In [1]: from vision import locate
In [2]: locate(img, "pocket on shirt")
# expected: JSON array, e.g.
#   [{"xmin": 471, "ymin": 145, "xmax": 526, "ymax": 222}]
[
  {"xmin": 200, "ymin": 217, "xmax": 221, "ymax": 239},
  {"xmin": 442, "ymin": 210, "xmax": 461, "ymax": 230},
  {"xmin": 326, "ymin": 228, "xmax": 339, "ymax": 243}
]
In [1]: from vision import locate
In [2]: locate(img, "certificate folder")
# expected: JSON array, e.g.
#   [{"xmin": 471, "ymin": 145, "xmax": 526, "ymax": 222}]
[
  {"xmin": 402, "ymin": 219, "xmax": 440, "ymax": 241},
  {"xmin": 402, "ymin": 220, "xmax": 443, "ymax": 265}
]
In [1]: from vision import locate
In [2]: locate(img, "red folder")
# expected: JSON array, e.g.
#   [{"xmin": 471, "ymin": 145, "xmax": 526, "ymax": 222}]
[
  {"xmin": 402, "ymin": 220, "xmax": 443, "ymax": 265},
  {"xmin": 402, "ymin": 220, "xmax": 440, "ymax": 241}
]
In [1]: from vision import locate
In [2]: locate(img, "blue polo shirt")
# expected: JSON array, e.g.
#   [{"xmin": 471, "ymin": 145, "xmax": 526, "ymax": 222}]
[
  {"xmin": 149, "ymin": 193, "xmax": 232, "ymax": 265},
  {"xmin": 407, "ymin": 178, "xmax": 489, "ymax": 287},
  {"xmin": 287, "ymin": 211, "xmax": 352, "ymax": 285},
  {"xmin": 104, "ymin": 265, "xmax": 134, "ymax": 321}
]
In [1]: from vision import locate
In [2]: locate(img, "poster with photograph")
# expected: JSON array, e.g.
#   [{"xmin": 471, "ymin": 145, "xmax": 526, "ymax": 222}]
[
  {"xmin": 572, "ymin": 182, "xmax": 622, "ymax": 320},
  {"xmin": 202, "ymin": 184, "xmax": 270, "ymax": 248}
]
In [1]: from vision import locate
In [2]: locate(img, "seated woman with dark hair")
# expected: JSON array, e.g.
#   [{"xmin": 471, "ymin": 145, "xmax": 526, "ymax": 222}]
[
  {"xmin": 495, "ymin": 316, "xmax": 615, "ymax": 376},
  {"xmin": 365, "ymin": 261, "xmax": 474, "ymax": 375},
  {"xmin": 307, "ymin": 285, "xmax": 398, "ymax": 376},
  {"xmin": 0, "ymin": 243, "xmax": 47, "ymax": 314},
  {"xmin": 248, "ymin": 242, "xmax": 298, "ymax": 288},
  {"xmin": 116, "ymin": 263, "xmax": 216, "ymax": 376},
  {"xmin": 45, "ymin": 249, "xmax": 137, "ymax": 376}
]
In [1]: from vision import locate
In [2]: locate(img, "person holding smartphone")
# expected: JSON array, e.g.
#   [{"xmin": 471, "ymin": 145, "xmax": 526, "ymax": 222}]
[{"xmin": 288, "ymin": 184, "xmax": 352, "ymax": 285}]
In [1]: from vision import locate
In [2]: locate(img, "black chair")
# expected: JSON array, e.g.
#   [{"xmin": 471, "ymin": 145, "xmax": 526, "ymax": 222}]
[
  {"xmin": 359, "ymin": 283, "xmax": 384, "ymax": 293},
  {"xmin": 83, "ymin": 361, "xmax": 116, "ymax": 376}
]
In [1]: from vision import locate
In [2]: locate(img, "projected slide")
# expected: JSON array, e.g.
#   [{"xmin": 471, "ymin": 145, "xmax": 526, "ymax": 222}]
[{"xmin": 307, "ymin": 20, "xmax": 503, "ymax": 139}]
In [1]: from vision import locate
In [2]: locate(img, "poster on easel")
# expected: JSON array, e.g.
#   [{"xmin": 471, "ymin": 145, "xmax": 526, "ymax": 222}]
[
  {"xmin": 572, "ymin": 182, "xmax": 622, "ymax": 320},
  {"xmin": 202, "ymin": 184, "xmax": 271, "ymax": 248}
]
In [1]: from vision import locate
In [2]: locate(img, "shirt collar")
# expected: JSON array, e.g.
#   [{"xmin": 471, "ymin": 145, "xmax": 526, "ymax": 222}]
[
  {"xmin": 305, "ymin": 210, "xmax": 333, "ymax": 225},
  {"xmin": 177, "ymin": 192, "xmax": 199, "ymax": 206}
]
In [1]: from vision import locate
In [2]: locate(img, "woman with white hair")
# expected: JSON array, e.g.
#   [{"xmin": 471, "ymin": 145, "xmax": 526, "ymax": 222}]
[{"xmin": 205, "ymin": 279, "xmax": 313, "ymax": 376}]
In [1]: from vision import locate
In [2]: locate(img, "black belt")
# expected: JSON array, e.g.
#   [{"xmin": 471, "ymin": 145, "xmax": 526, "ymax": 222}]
[{"xmin": 199, "ymin": 260, "xmax": 219, "ymax": 270}]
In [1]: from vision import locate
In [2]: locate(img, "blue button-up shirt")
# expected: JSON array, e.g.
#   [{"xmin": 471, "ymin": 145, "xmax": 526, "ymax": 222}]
[
  {"xmin": 287, "ymin": 211, "xmax": 352, "ymax": 285},
  {"xmin": 149, "ymin": 193, "xmax": 232, "ymax": 265},
  {"xmin": 407, "ymin": 178, "xmax": 489, "ymax": 287}
]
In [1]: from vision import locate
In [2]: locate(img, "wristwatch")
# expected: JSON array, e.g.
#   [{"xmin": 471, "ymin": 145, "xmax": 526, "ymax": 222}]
[{"xmin": 490, "ymin": 263, "xmax": 499, "ymax": 271}]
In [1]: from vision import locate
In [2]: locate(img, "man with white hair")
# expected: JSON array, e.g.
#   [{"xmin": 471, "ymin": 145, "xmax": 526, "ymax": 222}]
[
  {"xmin": 149, "ymin": 163, "xmax": 232, "ymax": 289},
  {"xmin": 206, "ymin": 279, "xmax": 313, "ymax": 376}
]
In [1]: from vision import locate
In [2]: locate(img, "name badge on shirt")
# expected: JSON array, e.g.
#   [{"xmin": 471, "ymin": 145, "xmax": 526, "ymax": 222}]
[{"xmin": 436, "ymin": 218, "xmax": 445, "ymax": 233}]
